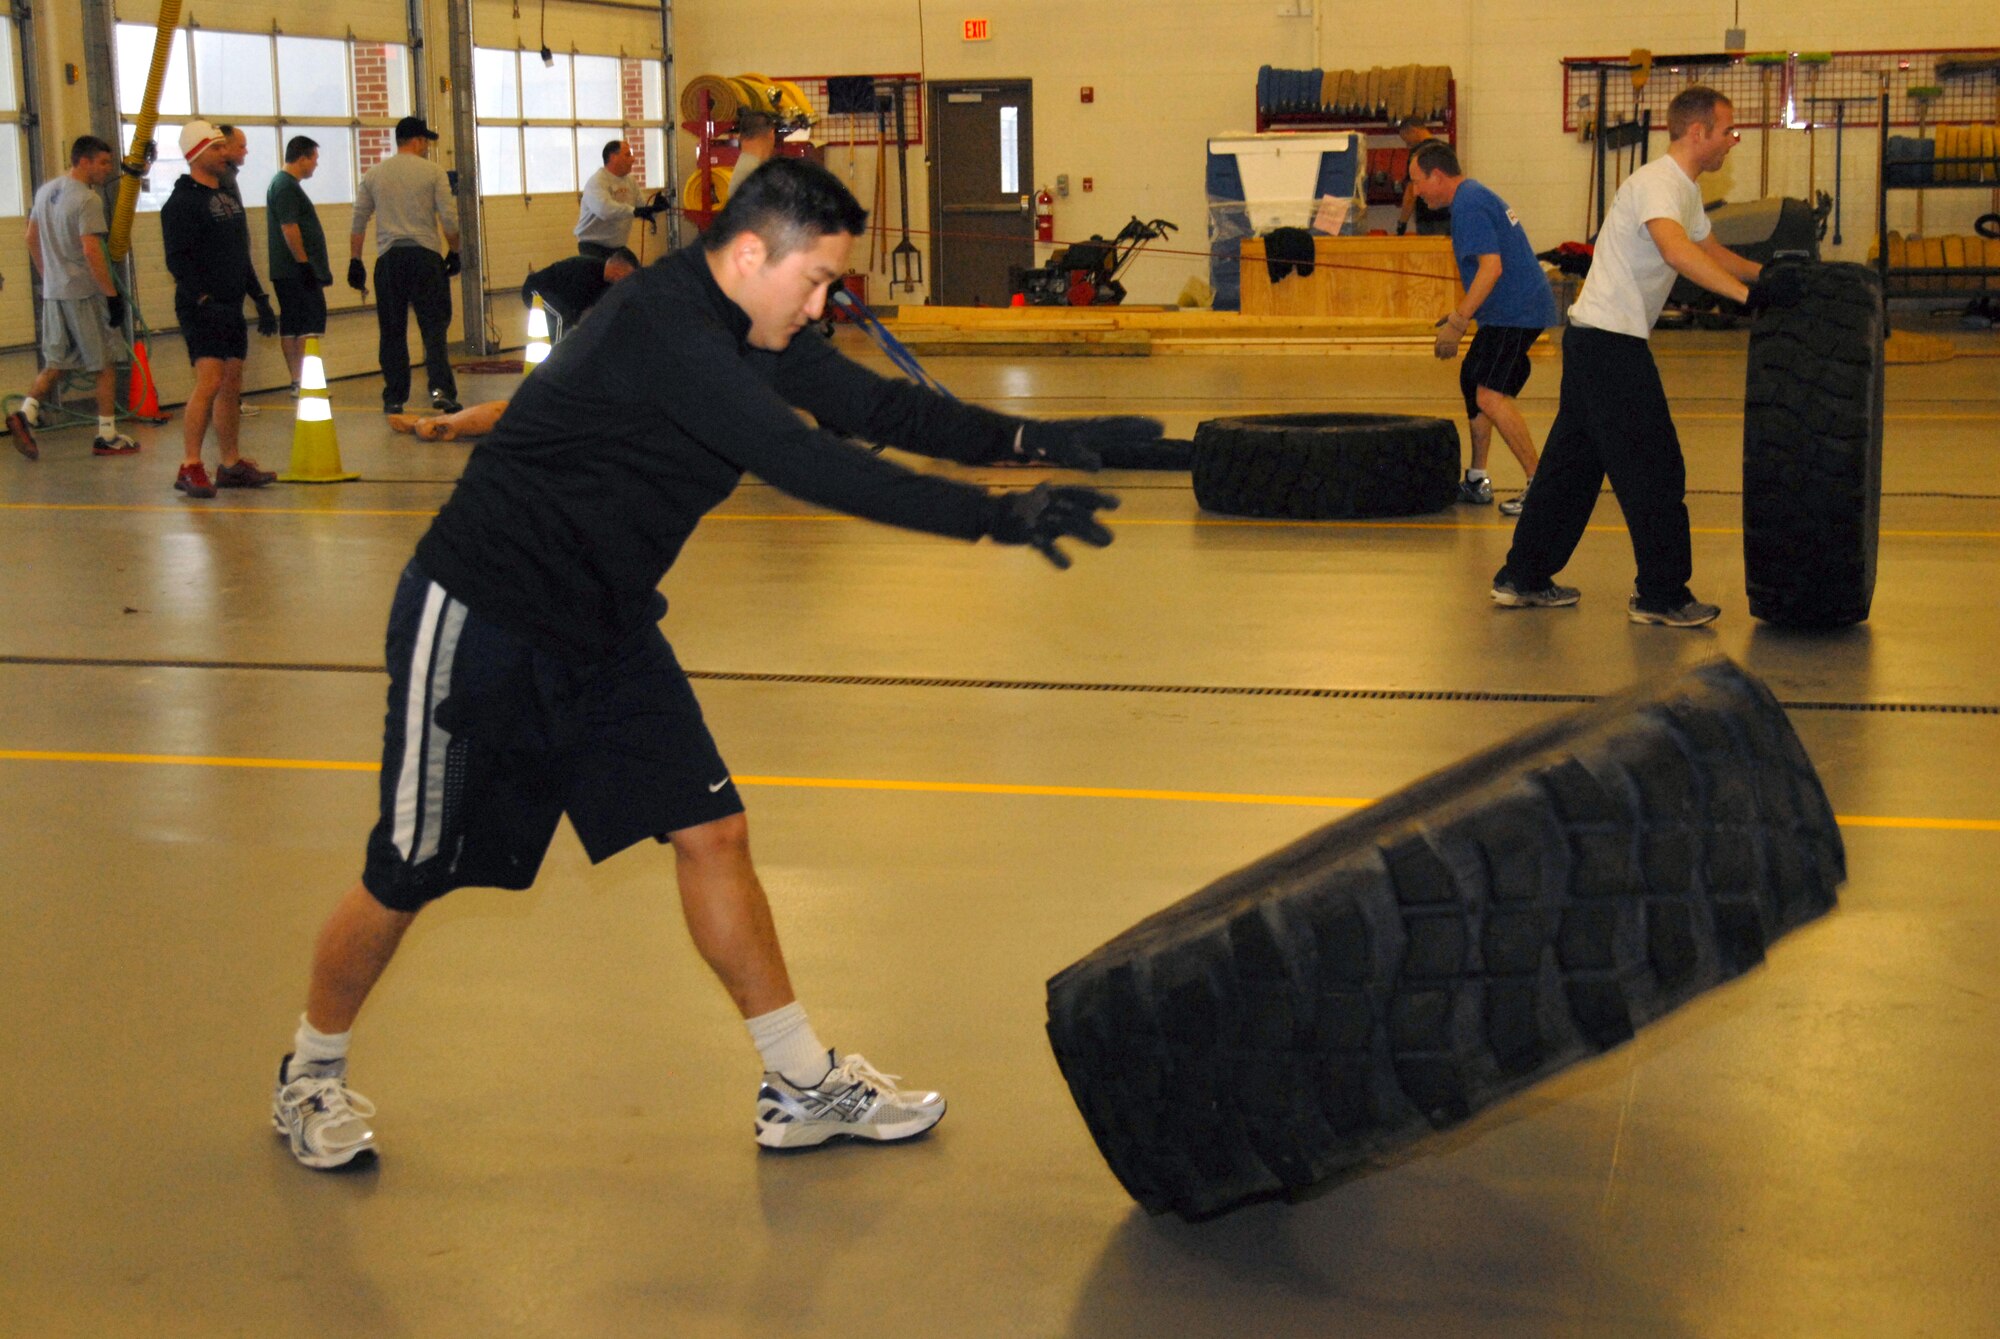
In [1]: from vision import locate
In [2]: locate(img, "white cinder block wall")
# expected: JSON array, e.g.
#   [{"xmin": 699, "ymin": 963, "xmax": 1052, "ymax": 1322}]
[{"xmin": 674, "ymin": 0, "xmax": 2000, "ymax": 304}]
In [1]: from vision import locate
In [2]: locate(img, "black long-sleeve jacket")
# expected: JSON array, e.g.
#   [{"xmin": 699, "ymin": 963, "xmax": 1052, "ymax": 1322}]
[
  {"xmin": 415, "ymin": 244, "xmax": 1022, "ymax": 662},
  {"xmin": 160, "ymin": 174, "xmax": 263, "ymax": 307}
]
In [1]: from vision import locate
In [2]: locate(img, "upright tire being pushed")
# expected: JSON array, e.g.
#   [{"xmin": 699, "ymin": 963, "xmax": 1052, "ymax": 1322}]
[
  {"xmin": 1045, "ymin": 658, "xmax": 1842, "ymax": 1221},
  {"xmin": 1743, "ymin": 263, "xmax": 1885, "ymax": 627},
  {"xmin": 1192, "ymin": 413, "xmax": 1460, "ymax": 518}
]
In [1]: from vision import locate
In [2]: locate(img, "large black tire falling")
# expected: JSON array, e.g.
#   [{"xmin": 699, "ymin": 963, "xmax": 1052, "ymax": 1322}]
[
  {"xmin": 1742, "ymin": 263, "xmax": 1886, "ymax": 627},
  {"xmin": 1191, "ymin": 413, "xmax": 1460, "ymax": 519},
  {"xmin": 1044, "ymin": 659, "xmax": 1842, "ymax": 1221}
]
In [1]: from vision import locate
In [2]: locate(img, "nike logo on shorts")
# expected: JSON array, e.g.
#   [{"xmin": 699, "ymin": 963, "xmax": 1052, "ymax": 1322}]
[{"xmin": 709, "ymin": 777, "xmax": 731, "ymax": 793}]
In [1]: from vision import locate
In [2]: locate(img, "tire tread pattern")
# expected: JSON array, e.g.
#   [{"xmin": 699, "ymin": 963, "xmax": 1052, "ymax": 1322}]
[
  {"xmin": 1191, "ymin": 413, "xmax": 1461, "ymax": 519},
  {"xmin": 1045, "ymin": 658, "xmax": 1842, "ymax": 1220},
  {"xmin": 1742, "ymin": 263, "xmax": 1886, "ymax": 627}
]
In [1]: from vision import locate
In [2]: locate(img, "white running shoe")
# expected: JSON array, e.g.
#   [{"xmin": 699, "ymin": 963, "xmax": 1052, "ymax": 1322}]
[
  {"xmin": 272, "ymin": 1054, "xmax": 378, "ymax": 1169},
  {"xmin": 754, "ymin": 1052, "xmax": 946, "ymax": 1150}
]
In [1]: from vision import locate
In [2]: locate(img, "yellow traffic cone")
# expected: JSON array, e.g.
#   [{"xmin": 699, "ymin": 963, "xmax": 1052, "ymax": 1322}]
[
  {"xmin": 279, "ymin": 336, "xmax": 359, "ymax": 483},
  {"xmin": 524, "ymin": 294, "xmax": 552, "ymax": 371}
]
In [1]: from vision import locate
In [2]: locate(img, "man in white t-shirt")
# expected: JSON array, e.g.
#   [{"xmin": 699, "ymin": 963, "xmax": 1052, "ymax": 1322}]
[{"xmin": 1492, "ymin": 86, "xmax": 1799, "ymax": 627}]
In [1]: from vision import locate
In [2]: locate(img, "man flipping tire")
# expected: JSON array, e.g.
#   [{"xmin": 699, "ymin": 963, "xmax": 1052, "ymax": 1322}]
[
  {"xmin": 1491, "ymin": 85, "xmax": 1802, "ymax": 626},
  {"xmin": 270, "ymin": 159, "xmax": 1153, "ymax": 1169}
]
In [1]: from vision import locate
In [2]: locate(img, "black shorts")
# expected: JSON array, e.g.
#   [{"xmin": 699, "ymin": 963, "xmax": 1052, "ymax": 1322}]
[
  {"xmin": 361, "ymin": 560, "xmax": 744, "ymax": 912},
  {"xmin": 176, "ymin": 297, "xmax": 248, "ymax": 364},
  {"xmin": 1460, "ymin": 324, "xmax": 1543, "ymax": 420},
  {"xmin": 272, "ymin": 275, "xmax": 328, "ymax": 337}
]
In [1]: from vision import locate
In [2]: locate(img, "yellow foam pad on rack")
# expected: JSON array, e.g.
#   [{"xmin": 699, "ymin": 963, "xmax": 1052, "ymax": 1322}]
[{"xmin": 682, "ymin": 164, "xmax": 733, "ymax": 212}]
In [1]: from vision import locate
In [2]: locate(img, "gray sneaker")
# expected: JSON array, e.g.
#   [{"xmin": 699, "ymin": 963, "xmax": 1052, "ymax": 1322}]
[
  {"xmin": 1457, "ymin": 474, "xmax": 1494, "ymax": 505},
  {"xmin": 272, "ymin": 1054, "xmax": 377, "ymax": 1169},
  {"xmin": 1499, "ymin": 476, "xmax": 1533, "ymax": 517},
  {"xmin": 1492, "ymin": 577, "xmax": 1581, "ymax": 608},
  {"xmin": 754, "ymin": 1052, "xmax": 946, "ymax": 1150},
  {"xmin": 1628, "ymin": 594, "xmax": 1721, "ymax": 627}
]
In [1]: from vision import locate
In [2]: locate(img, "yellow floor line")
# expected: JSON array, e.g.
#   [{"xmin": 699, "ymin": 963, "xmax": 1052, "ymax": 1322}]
[
  {"xmin": 3, "ymin": 748, "xmax": 1994, "ymax": 831},
  {"xmin": 3, "ymin": 502, "xmax": 1997, "ymax": 541}
]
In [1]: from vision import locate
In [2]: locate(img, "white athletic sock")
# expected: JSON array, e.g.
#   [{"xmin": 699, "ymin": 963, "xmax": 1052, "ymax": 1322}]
[
  {"xmin": 1467, "ymin": 468, "xmax": 1489, "ymax": 482},
  {"xmin": 98, "ymin": 416, "xmax": 117, "ymax": 440},
  {"xmin": 20, "ymin": 396, "xmax": 39, "ymax": 424},
  {"xmin": 747, "ymin": 1002, "xmax": 832, "ymax": 1088},
  {"xmin": 290, "ymin": 1014, "xmax": 351, "ymax": 1079}
]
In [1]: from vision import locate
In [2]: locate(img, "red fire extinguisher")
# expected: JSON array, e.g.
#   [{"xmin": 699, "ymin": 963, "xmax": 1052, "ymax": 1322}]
[{"xmin": 1034, "ymin": 186, "xmax": 1054, "ymax": 243}]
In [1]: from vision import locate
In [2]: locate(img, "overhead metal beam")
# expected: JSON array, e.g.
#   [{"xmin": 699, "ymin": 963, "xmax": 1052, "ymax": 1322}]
[
  {"xmin": 661, "ymin": 0, "xmax": 681, "ymax": 250},
  {"xmin": 441, "ymin": 0, "xmax": 491, "ymax": 352}
]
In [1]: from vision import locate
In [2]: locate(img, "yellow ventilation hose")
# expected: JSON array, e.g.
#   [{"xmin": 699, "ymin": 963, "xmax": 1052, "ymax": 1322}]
[{"xmin": 108, "ymin": 0, "xmax": 184, "ymax": 264}]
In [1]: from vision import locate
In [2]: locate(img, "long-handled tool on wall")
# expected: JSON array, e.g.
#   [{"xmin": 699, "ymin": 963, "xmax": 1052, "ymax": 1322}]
[
  {"xmin": 889, "ymin": 79, "xmax": 922, "ymax": 296},
  {"xmin": 1809, "ymin": 95, "xmax": 1869, "ymax": 246}
]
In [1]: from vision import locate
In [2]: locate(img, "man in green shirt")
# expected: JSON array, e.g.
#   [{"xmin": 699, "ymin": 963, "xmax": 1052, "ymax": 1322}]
[{"xmin": 267, "ymin": 136, "xmax": 333, "ymax": 395}]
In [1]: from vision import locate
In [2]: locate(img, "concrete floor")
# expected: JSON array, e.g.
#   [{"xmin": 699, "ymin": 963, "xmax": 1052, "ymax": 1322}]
[{"xmin": 2, "ymin": 327, "xmax": 1997, "ymax": 1337}]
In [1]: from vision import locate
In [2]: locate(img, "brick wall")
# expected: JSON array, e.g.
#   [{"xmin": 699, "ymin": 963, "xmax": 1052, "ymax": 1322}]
[
  {"xmin": 621, "ymin": 59, "xmax": 647, "ymax": 182},
  {"xmin": 355, "ymin": 44, "xmax": 395, "ymax": 172}
]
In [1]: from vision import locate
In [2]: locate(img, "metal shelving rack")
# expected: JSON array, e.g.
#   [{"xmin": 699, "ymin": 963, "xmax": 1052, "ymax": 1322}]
[
  {"xmin": 1257, "ymin": 82, "xmax": 1457, "ymax": 207},
  {"xmin": 1875, "ymin": 92, "xmax": 2000, "ymax": 299}
]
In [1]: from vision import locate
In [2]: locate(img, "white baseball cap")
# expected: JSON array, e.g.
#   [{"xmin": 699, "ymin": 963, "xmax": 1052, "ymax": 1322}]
[{"xmin": 179, "ymin": 119, "xmax": 223, "ymax": 161}]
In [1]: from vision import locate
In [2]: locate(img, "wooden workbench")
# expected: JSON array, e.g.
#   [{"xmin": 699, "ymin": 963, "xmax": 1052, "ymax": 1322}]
[{"xmin": 1239, "ymin": 235, "xmax": 1463, "ymax": 319}]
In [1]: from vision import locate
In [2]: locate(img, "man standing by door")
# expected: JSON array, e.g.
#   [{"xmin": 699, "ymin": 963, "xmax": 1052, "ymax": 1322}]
[
  {"xmin": 268, "ymin": 136, "xmax": 332, "ymax": 397},
  {"xmin": 9, "ymin": 135, "xmax": 137, "ymax": 460},
  {"xmin": 575, "ymin": 139, "xmax": 665, "ymax": 259},
  {"xmin": 350, "ymin": 116, "xmax": 461, "ymax": 415}
]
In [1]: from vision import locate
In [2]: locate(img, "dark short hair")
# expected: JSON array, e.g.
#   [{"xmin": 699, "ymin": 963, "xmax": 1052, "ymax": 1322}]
[
  {"xmin": 602, "ymin": 139, "xmax": 627, "ymax": 165},
  {"xmin": 607, "ymin": 246, "xmax": 639, "ymax": 267},
  {"xmin": 702, "ymin": 157, "xmax": 867, "ymax": 261},
  {"xmin": 217, "ymin": 123, "xmax": 239, "ymax": 139},
  {"xmin": 285, "ymin": 135, "xmax": 319, "ymax": 164},
  {"xmin": 71, "ymin": 135, "xmax": 114, "ymax": 165},
  {"xmin": 1668, "ymin": 86, "xmax": 1732, "ymax": 140},
  {"xmin": 736, "ymin": 110, "xmax": 778, "ymax": 138},
  {"xmin": 1411, "ymin": 139, "xmax": 1461, "ymax": 179}
]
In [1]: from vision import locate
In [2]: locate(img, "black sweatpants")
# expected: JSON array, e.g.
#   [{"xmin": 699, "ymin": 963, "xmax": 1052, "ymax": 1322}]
[
  {"xmin": 1497, "ymin": 323, "xmax": 1693, "ymax": 607},
  {"xmin": 373, "ymin": 245, "xmax": 457, "ymax": 408}
]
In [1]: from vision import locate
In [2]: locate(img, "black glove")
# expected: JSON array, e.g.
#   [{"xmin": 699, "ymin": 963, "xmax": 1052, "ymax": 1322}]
[
  {"xmin": 443, "ymin": 250, "xmax": 462, "ymax": 277},
  {"xmin": 347, "ymin": 258, "xmax": 368, "ymax": 294},
  {"xmin": 298, "ymin": 258, "xmax": 320, "ymax": 284},
  {"xmin": 253, "ymin": 294, "xmax": 278, "ymax": 336},
  {"xmin": 105, "ymin": 294, "xmax": 126, "ymax": 329},
  {"xmin": 1395, "ymin": 220, "xmax": 1409, "ymax": 236},
  {"xmin": 1015, "ymin": 415, "xmax": 1162, "ymax": 472},
  {"xmin": 986, "ymin": 482, "xmax": 1119, "ymax": 569},
  {"xmin": 1743, "ymin": 259, "xmax": 1811, "ymax": 313}
]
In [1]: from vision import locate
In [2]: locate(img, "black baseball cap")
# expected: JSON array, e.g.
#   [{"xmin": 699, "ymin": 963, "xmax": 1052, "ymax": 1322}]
[{"xmin": 395, "ymin": 116, "xmax": 440, "ymax": 143}]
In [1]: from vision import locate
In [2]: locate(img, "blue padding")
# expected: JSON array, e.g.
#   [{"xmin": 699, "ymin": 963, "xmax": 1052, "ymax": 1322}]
[
  {"xmin": 1313, "ymin": 142, "xmax": 1360, "ymax": 201},
  {"xmin": 1205, "ymin": 153, "xmax": 1245, "ymax": 203}
]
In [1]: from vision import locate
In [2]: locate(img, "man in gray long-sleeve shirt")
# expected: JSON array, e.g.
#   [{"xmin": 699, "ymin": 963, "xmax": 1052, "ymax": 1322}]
[
  {"xmin": 575, "ymin": 139, "xmax": 664, "ymax": 258},
  {"xmin": 350, "ymin": 116, "xmax": 462, "ymax": 413}
]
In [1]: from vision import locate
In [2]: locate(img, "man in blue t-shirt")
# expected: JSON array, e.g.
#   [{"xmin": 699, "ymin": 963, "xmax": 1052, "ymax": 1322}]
[{"xmin": 1410, "ymin": 140, "xmax": 1559, "ymax": 516}]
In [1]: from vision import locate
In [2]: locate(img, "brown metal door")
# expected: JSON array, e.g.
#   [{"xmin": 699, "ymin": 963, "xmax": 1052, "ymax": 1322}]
[{"xmin": 928, "ymin": 81, "xmax": 1033, "ymax": 306}]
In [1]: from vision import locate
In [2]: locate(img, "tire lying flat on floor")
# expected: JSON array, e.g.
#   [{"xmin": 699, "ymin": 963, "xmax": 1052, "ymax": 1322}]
[
  {"xmin": 1192, "ymin": 413, "xmax": 1460, "ymax": 518},
  {"xmin": 1743, "ymin": 263, "xmax": 1885, "ymax": 627},
  {"xmin": 1045, "ymin": 658, "xmax": 1842, "ymax": 1221}
]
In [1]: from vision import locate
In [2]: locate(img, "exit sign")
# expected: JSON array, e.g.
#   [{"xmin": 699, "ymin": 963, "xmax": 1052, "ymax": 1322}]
[{"xmin": 963, "ymin": 18, "xmax": 990, "ymax": 40}]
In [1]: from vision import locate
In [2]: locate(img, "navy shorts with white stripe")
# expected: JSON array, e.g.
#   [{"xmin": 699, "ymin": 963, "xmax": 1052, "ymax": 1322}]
[{"xmin": 361, "ymin": 559, "xmax": 743, "ymax": 911}]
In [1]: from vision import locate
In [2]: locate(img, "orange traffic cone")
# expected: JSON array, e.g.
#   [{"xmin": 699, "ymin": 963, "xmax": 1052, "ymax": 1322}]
[
  {"xmin": 126, "ymin": 339, "xmax": 162, "ymax": 418},
  {"xmin": 279, "ymin": 337, "xmax": 359, "ymax": 483}
]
